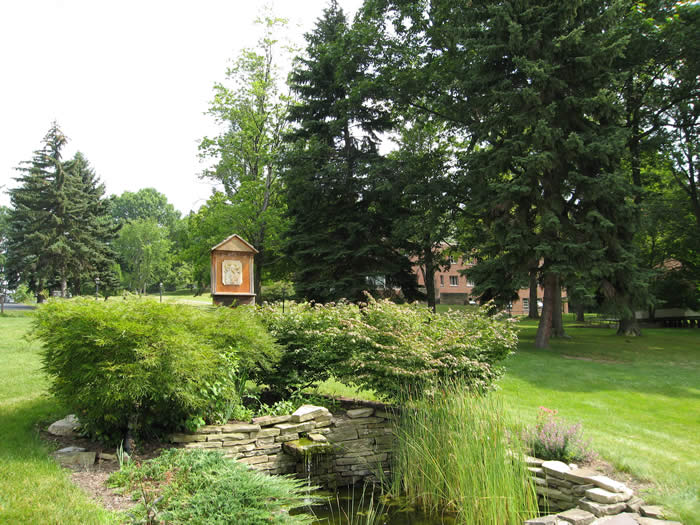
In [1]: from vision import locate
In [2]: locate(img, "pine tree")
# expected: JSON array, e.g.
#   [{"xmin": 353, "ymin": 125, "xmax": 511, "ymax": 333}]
[
  {"xmin": 283, "ymin": 1, "xmax": 416, "ymax": 302},
  {"xmin": 7, "ymin": 124, "xmax": 118, "ymax": 299}
]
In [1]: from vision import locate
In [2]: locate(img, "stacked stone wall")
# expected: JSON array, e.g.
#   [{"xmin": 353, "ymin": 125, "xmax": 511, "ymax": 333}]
[
  {"xmin": 168, "ymin": 401, "xmax": 394, "ymax": 488},
  {"xmin": 526, "ymin": 458, "xmax": 680, "ymax": 524}
]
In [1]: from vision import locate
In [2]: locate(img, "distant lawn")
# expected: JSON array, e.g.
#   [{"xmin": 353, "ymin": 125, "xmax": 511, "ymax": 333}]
[
  {"xmin": 498, "ymin": 317, "xmax": 699, "ymax": 524},
  {"xmin": 0, "ymin": 313, "xmax": 116, "ymax": 524}
]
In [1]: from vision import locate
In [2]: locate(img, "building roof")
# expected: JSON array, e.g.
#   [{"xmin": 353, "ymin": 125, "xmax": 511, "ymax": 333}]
[{"xmin": 211, "ymin": 234, "xmax": 259, "ymax": 254}]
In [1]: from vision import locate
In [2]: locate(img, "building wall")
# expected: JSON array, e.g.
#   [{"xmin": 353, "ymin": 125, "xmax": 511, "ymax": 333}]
[{"xmin": 414, "ymin": 255, "xmax": 567, "ymax": 315}]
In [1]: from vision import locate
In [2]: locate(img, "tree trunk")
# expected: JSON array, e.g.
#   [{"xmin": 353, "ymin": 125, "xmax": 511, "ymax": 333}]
[
  {"xmin": 423, "ymin": 246, "xmax": 437, "ymax": 313},
  {"xmin": 575, "ymin": 302, "xmax": 585, "ymax": 323},
  {"xmin": 254, "ymin": 248, "xmax": 264, "ymax": 302},
  {"xmin": 535, "ymin": 273, "xmax": 557, "ymax": 348},
  {"xmin": 552, "ymin": 276, "xmax": 569, "ymax": 338},
  {"xmin": 60, "ymin": 277, "xmax": 67, "ymax": 298},
  {"xmin": 528, "ymin": 269, "xmax": 539, "ymax": 319},
  {"xmin": 617, "ymin": 317, "xmax": 642, "ymax": 336}
]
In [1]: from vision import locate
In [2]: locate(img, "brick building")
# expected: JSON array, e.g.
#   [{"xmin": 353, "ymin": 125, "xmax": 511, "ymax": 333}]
[{"xmin": 413, "ymin": 254, "xmax": 567, "ymax": 315}]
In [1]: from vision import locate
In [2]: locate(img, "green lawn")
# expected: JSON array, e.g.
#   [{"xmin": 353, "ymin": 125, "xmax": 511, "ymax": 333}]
[
  {"xmin": 0, "ymin": 313, "xmax": 116, "ymax": 524},
  {"xmin": 498, "ymin": 318, "xmax": 699, "ymax": 524}
]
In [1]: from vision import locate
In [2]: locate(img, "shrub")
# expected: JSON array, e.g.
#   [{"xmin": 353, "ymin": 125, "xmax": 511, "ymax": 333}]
[
  {"xmin": 108, "ymin": 449, "xmax": 314, "ymax": 524},
  {"xmin": 344, "ymin": 297, "xmax": 518, "ymax": 400},
  {"xmin": 390, "ymin": 381, "xmax": 538, "ymax": 523},
  {"xmin": 256, "ymin": 300, "xmax": 361, "ymax": 394},
  {"xmin": 33, "ymin": 298, "xmax": 279, "ymax": 442},
  {"xmin": 521, "ymin": 407, "xmax": 596, "ymax": 463},
  {"xmin": 258, "ymin": 297, "xmax": 518, "ymax": 401}
]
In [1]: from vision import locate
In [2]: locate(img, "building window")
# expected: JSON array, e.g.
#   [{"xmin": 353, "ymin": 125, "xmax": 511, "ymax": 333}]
[
  {"xmin": 449, "ymin": 275, "xmax": 459, "ymax": 287},
  {"xmin": 449, "ymin": 256, "xmax": 457, "ymax": 264},
  {"xmin": 466, "ymin": 280, "xmax": 474, "ymax": 287},
  {"xmin": 439, "ymin": 275, "xmax": 444, "ymax": 287},
  {"xmin": 523, "ymin": 298, "xmax": 529, "ymax": 312}
]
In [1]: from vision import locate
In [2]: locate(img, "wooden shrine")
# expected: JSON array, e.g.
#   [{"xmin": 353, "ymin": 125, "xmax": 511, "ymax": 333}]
[{"xmin": 210, "ymin": 234, "xmax": 257, "ymax": 306}]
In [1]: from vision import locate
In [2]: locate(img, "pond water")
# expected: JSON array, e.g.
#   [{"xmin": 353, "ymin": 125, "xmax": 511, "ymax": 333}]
[{"xmin": 293, "ymin": 486, "xmax": 456, "ymax": 525}]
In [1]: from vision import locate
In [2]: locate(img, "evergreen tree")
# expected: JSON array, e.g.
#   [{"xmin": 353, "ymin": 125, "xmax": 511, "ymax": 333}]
[
  {"xmin": 7, "ymin": 124, "xmax": 118, "ymax": 299},
  {"xmin": 283, "ymin": 0, "xmax": 417, "ymax": 302},
  {"xmin": 366, "ymin": 0, "xmax": 642, "ymax": 347}
]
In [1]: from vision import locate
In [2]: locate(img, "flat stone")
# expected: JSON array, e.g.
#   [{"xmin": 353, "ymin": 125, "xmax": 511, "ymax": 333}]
[
  {"xmin": 573, "ymin": 484, "xmax": 597, "ymax": 496},
  {"xmin": 169, "ymin": 433, "xmax": 207, "ymax": 443},
  {"xmin": 588, "ymin": 475, "xmax": 628, "ymax": 494},
  {"xmin": 557, "ymin": 508, "xmax": 596, "ymax": 525},
  {"xmin": 591, "ymin": 513, "xmax": 640, "ymax": 524},
  {"xmin": 197, "ymin": 425, "xmax": 222, "ymax": 434},
  {"xmin": 183, "ymin": 441, "xmax": 222, "ymax": 448},
  {"xmin": 524, "ymin": 516, "xmax": 563, "ymax": 525},
  {"xmin": 636, "ymin": 519, "xmax": 682, "ymax": 525},
  {"xmin": 291, "ymin": 405, "xmax": 331, "ymax": 423},
  {"xmin": 208, "ymin": 433, "xmax": 248, "ymax": 441},
  {"xmin": 256, "ymin": 427, "xmax": 281, "ymax": 438},
  {"xmin": 542, "ymin": 461, "xmax": 571, "ymax": 478},
  {"xmin": 274, "ymin": 421, "xmax": 315, "ymax": 433},
  {"xmin": 252, "ymin": 414, "xmax": 291, "ymax": 426},
  {"xmin": 548, "ymin": 476, "xmax": 574, "ymax": 489},
  {"xmin": 275, "ymin": 433, "xmax": 299, "ymax": 443},
  {"xmin": 221, "ymin": 423, "xmax": 261, "ymax": 433},
  {"xmin": 625, "ymin": 497, "xmax": 644, "ymax": 513},
  {"xmin": 346, "ymin": 408, "xmax": 374, "ymax": 418},
  {"xmin": 56, "ymin": 446, "xmax": 86, "ymax": 454},
  {"xmin": 238, "ymin": 455, "xmax": 268, "ymax": 465},
  {"xmin": 307, "ymin": 433, "xmax": 328, "ymax": 442},
  {"xmin": 529, "ymin": 467, "xmax": 545, "ymax": 477},
  {"xmin": 98, "ymin": 452, "xmax": 117, "ymax": 461},
  {"xmin": 585, "ymin": 487, "xmax": 633, "ymax": 504},
  {"xmin": 639, "ymin": 506, "xmax": 665, "ymax": 519},
  {"xmin": 578, "ymin": 498, "xmax": 628, "ymax": 517},
  {"xmin": 54, "ymin": 451, "xmax": 96, "ymax": 468},
  {"xmin": 526, "ymin": 455, "xmax": 545, "ymax": 467},
  {"xmin": 327, "ymin": 426, "xmax": 359, "ymax": 442},
  {"xmin": 563, "ymin": 467, "xmax": 599, "ymax": 484},
  {"xmin": 48, "ymin": 415, "xmax": 80, "ymax": 437}
]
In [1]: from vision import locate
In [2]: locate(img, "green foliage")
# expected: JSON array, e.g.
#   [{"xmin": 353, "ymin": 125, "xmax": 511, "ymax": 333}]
[
  {"xmin": 258, "ymin": 297, "xmax": 517, "ymax": 401},
  {"xmin": 110, "ymin": 187, "xmax": 181, "ymax": 231},
  {"xmin": 33, "ymin": 299, "xmax": 279, "ymax": 441},
  {"xmin": 521, "ymin": 407, "xmax": 596, "ymax": 464},
  {"xmin": 108, "ymin": 449, "xmax": 314, "ymax": 524},
  {"xmin": 256, "ymin": 300, "xmax": 360, "ymax": 395},
  {"xmin": 6, "ymin": 124, "xmax": 119, "ymax": 299},
  {"xmin": 199, "ymin": 14, "xmax": 292, "ymax": 296},
  {"xmin": 282, "ymin": 1, "xmax": 419, "ymax": 303},
  {"xmin": 12, "ymin": 283, "xmax": 33, "ymax": 303},
  {"xmin": 390, "ymin": 382, "xmax": 538, "ymax": 524},
  {"xmin": 114, "ymin": 218, "xmax": 172, "ymax": 294}
]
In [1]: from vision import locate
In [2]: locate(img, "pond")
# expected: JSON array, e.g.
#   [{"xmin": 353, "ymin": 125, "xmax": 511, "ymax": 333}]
[{"xmin": 294, "ymin": 486, "xmax": 457, "ymax": 525}]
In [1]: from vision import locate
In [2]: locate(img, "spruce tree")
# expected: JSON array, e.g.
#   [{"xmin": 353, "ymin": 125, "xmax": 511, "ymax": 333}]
[
  {"xmin": 7, "ymin": 124, "xmax": 118, "ymax": 299},
  {"xmin": 283, "ymin": 1, "xmax": 416, "ymax": 302}
]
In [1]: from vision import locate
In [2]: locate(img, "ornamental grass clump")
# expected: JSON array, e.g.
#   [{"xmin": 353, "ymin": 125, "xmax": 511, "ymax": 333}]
[
  {"xmin": 521, "ymin": 407, "xmax": 596, "ymax": 463},
  {"xmin": 390, "ymin": 381, "xmax": 538, "ymax": 524}
]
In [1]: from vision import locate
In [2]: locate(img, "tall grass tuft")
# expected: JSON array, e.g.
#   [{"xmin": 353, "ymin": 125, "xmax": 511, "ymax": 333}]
[{"xmin": 389, "ymin": 381, "xmax": 538, "ymax": 524}]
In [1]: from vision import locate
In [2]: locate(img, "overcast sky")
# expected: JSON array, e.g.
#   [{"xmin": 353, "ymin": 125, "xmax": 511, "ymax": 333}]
[{"xmin": 0, "ymin": 0, "xmax": 365, "ymax": 215}]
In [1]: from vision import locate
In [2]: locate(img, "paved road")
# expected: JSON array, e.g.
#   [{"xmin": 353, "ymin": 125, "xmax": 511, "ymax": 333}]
[{"xmin": 1, "ymin": 303, "xmax": 36, "ymax": 311}]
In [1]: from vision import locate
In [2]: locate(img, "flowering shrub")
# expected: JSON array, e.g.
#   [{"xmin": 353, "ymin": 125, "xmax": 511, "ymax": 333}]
[
  {"xmin": 521, "ymin": 407, "xmax": 596, "ymax": 463},
  {"xmin": 258, "ymin": 296, "xmax": 518, "ymax": 401}
]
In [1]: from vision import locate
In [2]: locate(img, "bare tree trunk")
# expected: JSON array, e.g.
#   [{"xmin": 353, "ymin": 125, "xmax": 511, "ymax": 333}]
[
  {"xmin": 423, "ymin": 246, "xmax": 437, "ymax": 313},
  {"xmin": 535, "ymin": 273, "xmax": 557, "ymax": 348},
  {"xmin": 552, "ymin": 276, "xmax": 569, "ymax": 338},
  {"xmin": 575, "ymin": 302, "xmax": 585, "ymax": 323},
  {"xmin": 528, "ymin": 269, "xmax": 539, "ymax": 319}
]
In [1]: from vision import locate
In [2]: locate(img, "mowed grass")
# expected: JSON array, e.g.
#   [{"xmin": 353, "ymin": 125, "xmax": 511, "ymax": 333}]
[
  {"xmin": 0, "ymin": 313, "xmax": 116, "ymax": 525},
  {"xmin": 498, "ymin": 317, "xmax": 699, "ymax": 523}
]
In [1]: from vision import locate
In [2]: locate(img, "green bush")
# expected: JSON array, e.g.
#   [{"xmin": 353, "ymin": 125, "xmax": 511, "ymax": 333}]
[
  {"xmin": 108, "ymin": 449, "xmax": 314, "ymax": 524},
  {"xmin": 258, "ymin": 297, "xmax": 518, "ymax": 401},
  {"xmin": 33, "ymin": 299, "xmax": 279, "ymax": 442},
  {"xmin": 256, "ymin": 300, "xmax": 361, "ymax": 395}
]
